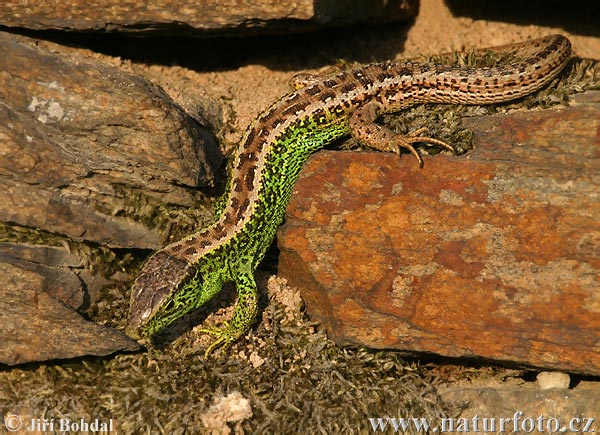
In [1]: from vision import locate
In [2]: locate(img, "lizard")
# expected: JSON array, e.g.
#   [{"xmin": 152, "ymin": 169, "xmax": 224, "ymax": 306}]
[{"xmin": 126, "ymin": 34, "xmax": 572, "ymax": 356}]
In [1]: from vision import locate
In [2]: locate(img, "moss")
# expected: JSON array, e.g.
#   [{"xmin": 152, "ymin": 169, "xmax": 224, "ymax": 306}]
[
  {"xmin": 0, "ymin": 280, "xmax": 459, "ymax": 433},
  {"xmin": 108, "ymin": 184, "xmax": 216, "ymax": 246},
  {"xmin": 0, "ymin": 222, "xmax": 136, "ymax": 279},
  {"xmin": 0, "ymin": 222, "xmax": 66, "ymax": 246}
]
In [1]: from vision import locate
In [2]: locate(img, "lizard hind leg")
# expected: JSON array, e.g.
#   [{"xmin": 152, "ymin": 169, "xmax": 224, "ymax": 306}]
[
  {"xmin": 349, "ymin": 101, "xmax": 455, "ymax": 167},
  {"xmin": 196, "ymin": 268, "xmax": 259, "ymax": 357}
]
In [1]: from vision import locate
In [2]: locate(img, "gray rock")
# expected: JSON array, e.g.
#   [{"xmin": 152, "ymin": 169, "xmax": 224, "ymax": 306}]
[
  {"xmin": 0, "ymin": 1, "xmax": 417, "ymax": 36},
  {"xmin": 0, "ymin": 31, "xmax": 221, "ymax": 249},
  {"xmin": 0, "ymin": 259, "xmax": 139, "ymax": 365}
]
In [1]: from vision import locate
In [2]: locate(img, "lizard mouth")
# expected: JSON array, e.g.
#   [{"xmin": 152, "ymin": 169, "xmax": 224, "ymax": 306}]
[{"xmin": 125, "ymin": 322, "xmax": 142, "ymax": 340}]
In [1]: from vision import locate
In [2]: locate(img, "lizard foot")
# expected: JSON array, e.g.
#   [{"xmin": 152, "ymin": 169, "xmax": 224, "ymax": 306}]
[
  {"xmin": 392, "ymin": 127, "xmax": 456, "ymax": 167},
  {"xmin": 196, "ymin": 322, "xmax": 243, "ymax": 358}
]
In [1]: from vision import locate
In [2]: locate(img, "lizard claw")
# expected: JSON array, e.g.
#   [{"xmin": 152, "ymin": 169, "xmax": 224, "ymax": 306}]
[
  {"xmin": 399, "ymin": 127, "xmax": 456, "ymax": 168},
  {"xmin": 196, "ymin": 322, "xmax": 241, "ymax": 358}
]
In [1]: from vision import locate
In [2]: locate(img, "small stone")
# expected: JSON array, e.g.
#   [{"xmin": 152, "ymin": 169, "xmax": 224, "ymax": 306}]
[
  {"xmin": 536, "ymin": 371, "xmax": 571, "ymax": 390},
  {"xmin": 200, "ymin": 392, "xmax": 252, "ymax": 434}
]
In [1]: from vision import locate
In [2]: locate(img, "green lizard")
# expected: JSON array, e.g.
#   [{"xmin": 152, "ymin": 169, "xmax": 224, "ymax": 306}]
[{"xmin": 127, "ymin": 35, "xmax": 571, "ymax": 356}]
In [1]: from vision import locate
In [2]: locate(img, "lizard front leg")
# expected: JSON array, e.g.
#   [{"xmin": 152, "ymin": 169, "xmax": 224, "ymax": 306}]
[
  {"xmin": 197, "ymin": 266, "xmax": 259, "ymax": 357},
  {"xmin": 349, "ymin": 101, "xmax": 455, "ymax": 167}
]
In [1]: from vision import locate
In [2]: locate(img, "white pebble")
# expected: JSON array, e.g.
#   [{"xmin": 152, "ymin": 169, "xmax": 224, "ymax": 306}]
[{"xmin": 536, "ymin": 371, "xmax": 571, "ymax": 389}]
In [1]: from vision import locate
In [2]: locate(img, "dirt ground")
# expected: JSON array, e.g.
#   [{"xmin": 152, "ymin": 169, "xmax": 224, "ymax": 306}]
[{"xmin": 406, "ymin": 0, "xmax": 598, "ymax": 57}]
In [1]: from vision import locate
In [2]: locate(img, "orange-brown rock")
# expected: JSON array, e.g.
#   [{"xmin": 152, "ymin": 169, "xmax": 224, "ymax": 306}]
[{"xmin": 278, "ymin": 93, "xmax": 600, "ymax": 375}]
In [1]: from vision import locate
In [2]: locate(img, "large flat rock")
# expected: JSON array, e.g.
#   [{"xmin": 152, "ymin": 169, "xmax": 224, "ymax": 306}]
[{"xmin": 278, "ymin": 93, "xmax": 600, "ymax": 375}]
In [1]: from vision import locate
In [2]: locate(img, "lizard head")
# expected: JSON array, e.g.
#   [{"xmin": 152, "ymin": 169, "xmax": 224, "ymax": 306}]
[{"xmin": 126, "ymin": 251, "xmax": 202, "ymax": 340}]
